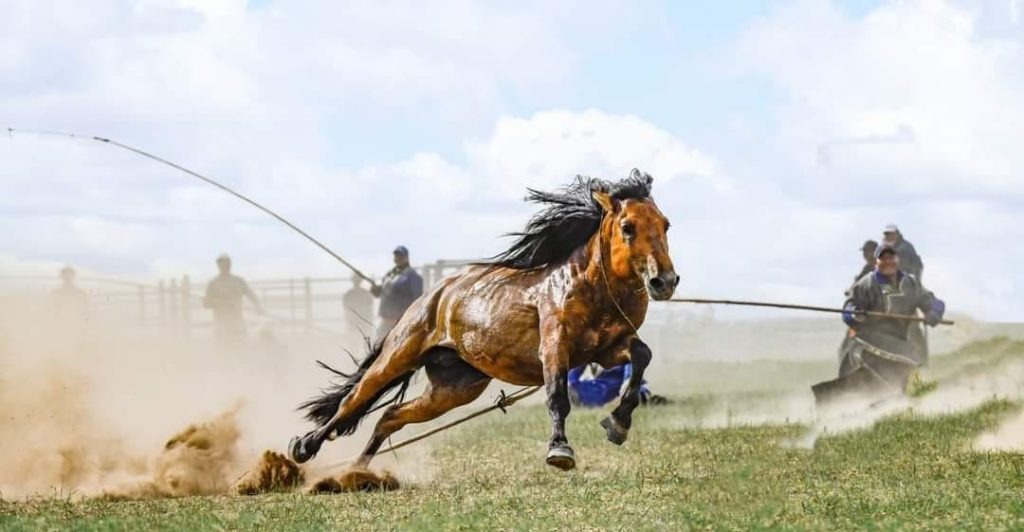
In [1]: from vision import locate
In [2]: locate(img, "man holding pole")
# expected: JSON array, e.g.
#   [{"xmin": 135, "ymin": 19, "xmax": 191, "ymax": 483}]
[
  {"xmin": 370, "ymin": 245, "xmax": 423, "ymax": 341},
  {"xmin": 832, "ymin": 242, "xmax": 945, "ymax": 396}
]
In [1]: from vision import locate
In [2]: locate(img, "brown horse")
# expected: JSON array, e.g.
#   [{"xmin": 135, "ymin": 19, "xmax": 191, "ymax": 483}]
[{"xmin": 289, "ymin": 169, "xmax": 677, "ymax": 470}]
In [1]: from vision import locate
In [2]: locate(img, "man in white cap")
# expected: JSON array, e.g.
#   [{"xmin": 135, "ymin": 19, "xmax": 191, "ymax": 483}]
[
  {"xmin": 203, "ymin": 253, "xmax": 263, "ymax": 344},
  {"xmin": 882, "ymin": 224, "xmax": 923, "ymax": 281},
  {"xmin": 370, "ymin": 245, "xmax": 423, "ymax": 340}
]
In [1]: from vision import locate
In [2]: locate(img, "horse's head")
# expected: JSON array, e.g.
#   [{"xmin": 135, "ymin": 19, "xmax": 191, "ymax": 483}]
[{"xmin": 593, "ymin": 178, "xmax": 678, "ymax": 301}]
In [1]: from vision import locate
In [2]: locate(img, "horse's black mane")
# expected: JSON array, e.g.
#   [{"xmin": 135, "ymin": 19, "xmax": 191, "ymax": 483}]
[{"xmin": 488, "ymin": 168, "xmax": 654, "ymax": 270}]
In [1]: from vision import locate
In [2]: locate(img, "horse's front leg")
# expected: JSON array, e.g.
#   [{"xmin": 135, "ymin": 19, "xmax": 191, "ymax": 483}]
[
  {"xmin": 601, "ymin": 337, "xmax": 652, "ymax": 445},
  {"xmin": 540, "ymin": 323, "xmax": 575, "ymax": 470}
]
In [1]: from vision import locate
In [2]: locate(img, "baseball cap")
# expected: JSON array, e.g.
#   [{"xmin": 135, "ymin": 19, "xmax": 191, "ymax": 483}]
[
  {"xmin": 393, "ymin": 245, "xmax": 409, "ymax": 256},
  {"xmin": 874, "ymin": 242, "xmax": 897, "ymax": 259},
  {"xmin": 883, "ymin": 224, "xmax": 899, "ymax": 233}
]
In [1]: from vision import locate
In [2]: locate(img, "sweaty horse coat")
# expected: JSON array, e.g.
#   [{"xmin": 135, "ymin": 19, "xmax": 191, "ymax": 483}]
[{"xmin": 290, "ymin": 170, "xmax": 678, "ymax": 470}]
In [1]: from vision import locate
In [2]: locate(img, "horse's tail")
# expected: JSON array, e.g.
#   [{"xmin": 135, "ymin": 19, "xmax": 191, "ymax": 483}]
[{"xmin": 297, "ymin": 337, "xmax": 415, "ymax": 436}]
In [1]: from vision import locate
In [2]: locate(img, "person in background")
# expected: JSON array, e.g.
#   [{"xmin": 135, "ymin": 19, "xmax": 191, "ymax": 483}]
[
  {"xmin": 839, "ymin": 242, "xmax": 945, "ymax": 394},
  {"xmin": 882, "ymin": 224, "xmax": 923, "ymax": 281},
  {"xmin": 855, "ymin": 240, "xmax": 878, "ymax": 282},
  {"xmin": 846, "ymin": 239, "xmax": 879, "ymax": 298},
  {"xmin": 203, "ymin": 254, "xmax": 263, "ymax": 344},
  {"xmin": 370, "ymin": 245, "xmax": 423, "ymax": 340},
  {"xmin": 50, "ymin": 265, "xmax": 89, "ymax": 324},
  {"xmin": 881, "ymin": 224, "xmax": 928, "ymax": 363},
  {"xmin": 342, "ymin": 273, "xmax": 374, "ymax": 339}
]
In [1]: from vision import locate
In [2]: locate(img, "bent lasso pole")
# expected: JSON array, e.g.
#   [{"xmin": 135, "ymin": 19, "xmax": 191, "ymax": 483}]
[
  {"xmin": 667, "ymin": 298, "xmax": 954, "ymax": 325},
  {"xmin": 7, "ymin": 127, "xmax": 376, "ymax": 284},
  {"xmin": 322, "ymin": 385, "xmax": 542, "ymax": 471}
]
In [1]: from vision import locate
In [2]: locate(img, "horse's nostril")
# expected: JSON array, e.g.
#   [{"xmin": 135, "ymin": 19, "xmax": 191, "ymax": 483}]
[{"xmin": 649, "ymin": 277, "xmax": 665, "ymax": 290}]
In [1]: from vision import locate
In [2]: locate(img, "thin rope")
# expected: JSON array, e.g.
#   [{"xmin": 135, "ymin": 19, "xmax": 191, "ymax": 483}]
[
  {"xmin": 7, "ymin": 127, "xmax": 376, "ymax": 284},
  {"xmin": 320, "ymin": 385, "xmax": 542, "ymax": 471},
  {"xmin": 596, "ymin": 213, "xmax": 641, "ymax": 336}
]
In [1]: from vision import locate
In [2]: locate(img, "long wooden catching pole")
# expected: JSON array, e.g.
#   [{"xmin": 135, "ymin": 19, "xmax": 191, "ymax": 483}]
[{"xmin": 666, "ymin": 298, "xmax": 954, "ymax": 325}]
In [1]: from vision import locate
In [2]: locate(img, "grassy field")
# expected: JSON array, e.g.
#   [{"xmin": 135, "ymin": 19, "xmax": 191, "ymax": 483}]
[{"xmin": 3, "ymin": 338, "xmax": 1024, "ymax": 531}]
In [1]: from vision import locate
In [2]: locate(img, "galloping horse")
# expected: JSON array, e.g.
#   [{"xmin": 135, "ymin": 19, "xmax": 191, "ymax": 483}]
[{"xmin": 289, "ymin": 169, "xmax": 678, "ymax": 470}]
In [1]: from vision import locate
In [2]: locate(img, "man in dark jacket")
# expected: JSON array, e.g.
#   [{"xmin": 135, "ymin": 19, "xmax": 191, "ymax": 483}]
[
  {"xmin": 855, "ymin": 240, "xmax": 878, "ymax": 282},
  {"xmin": 839, "ymin": 242, "xmax": 945, "ymax": 393},
  {"xmin": 371, "ymin": 245, "xmax": 423, "ymax": 339},
  {"xmin": 882, "ymin": 224, "xmax": 923, "ymax": 280},
  {"xmin": 203, "ymin": 254, "xmax": 264, "ymax": 344}
]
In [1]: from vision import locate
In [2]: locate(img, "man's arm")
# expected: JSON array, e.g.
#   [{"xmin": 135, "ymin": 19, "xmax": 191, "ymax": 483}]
[
  {"xmin": 842, "ymin": 281, "xmax": 873, "ymax": 328},
  {"xmin": 409, "ymin": 271, "xmax": 424, "ymax": 299},
  {"xmin": 904, "ymin": 241, "xmax": 924, "ymax": 277},
  {"xmin": 914, "ymin": 280, "xmax": 945, "ymax": 327},
  {"xmin": 240, "ymin": 279, "xmax": 265, "ymax": 314}
]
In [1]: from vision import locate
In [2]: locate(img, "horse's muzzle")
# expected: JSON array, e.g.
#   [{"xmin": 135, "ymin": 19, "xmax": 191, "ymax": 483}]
[{"xmin": 646, "ymin": 271, "xmax": 679, "ymax": 301}]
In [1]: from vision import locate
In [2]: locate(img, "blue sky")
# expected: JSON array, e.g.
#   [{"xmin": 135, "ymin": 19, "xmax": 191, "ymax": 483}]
[
  {"xmin": 311, "ymin": 0, "xmax": 888, "ymax": 168},
  {"xmin": 1, "ymin": 0, "xmax": 1022, "ymax": 320}
]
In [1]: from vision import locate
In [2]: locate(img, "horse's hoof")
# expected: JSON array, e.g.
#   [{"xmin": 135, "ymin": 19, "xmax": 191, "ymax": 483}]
[
  {"xmin": 600, "ymin": 416, "xmax": 628, "ymax": 446},
  {"xmin": 545, "ymin": 445, "xmax": 576, "ymax": 471},
  {"xmin": 289, "ymin": 436, "xmax": 315, "ymax": 464}
]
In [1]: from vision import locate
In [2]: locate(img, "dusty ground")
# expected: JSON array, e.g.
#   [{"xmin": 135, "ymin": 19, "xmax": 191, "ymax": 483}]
[{"xmin": 2, "ymin": 296, "xmax": 1024, "ymax": 529}]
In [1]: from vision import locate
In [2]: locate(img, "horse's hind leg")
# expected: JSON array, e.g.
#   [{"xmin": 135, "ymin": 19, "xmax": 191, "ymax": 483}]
[
  {"xmin": 354, "ymin": 348, "xmax": 490, "ymax": 468},
  {"xmin": 291, "ymin": 329, "xmax": 430, "ymax": 463},
  {"xmin": 601, "ymin": 337, "xmax": 652, "ymax": 445}
]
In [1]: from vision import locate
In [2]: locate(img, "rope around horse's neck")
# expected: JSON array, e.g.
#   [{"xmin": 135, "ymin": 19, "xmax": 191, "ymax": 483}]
[{"xmin": 596, "ymin": 213, "xmax": 641, "ymax": 337}]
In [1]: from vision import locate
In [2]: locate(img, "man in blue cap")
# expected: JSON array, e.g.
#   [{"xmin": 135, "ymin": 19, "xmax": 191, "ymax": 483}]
[
  {"xmin": 370, "ymin": 245, "xmax": 423, "ymax": 339},
  {"xmin": 828, "ymin": 242, "xmax": 945, "ymax": 397}
]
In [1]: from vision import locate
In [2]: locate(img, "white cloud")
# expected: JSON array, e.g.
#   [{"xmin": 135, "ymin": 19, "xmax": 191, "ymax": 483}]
[
  {"xmin": 725, "ymin": 0, "xmax": 1024, "ymax": 320},
  {"xmin": 2, "ymin": 0, "xmax": 1022, "ymax": 324},
  {"xmin": 466, "ymin": 109, "xmax": 721, "ymax": 198},
  {"xmin": 736, "ymin": 0, "xmax": 1024, "ymax": 198},
  {"xmin": 0, "ymin": 106, "xmax": 721, "ymax": 282}
]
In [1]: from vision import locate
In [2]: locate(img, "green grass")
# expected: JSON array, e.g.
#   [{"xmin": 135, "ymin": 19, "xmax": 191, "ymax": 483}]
[{"xmin": 4, "ymin": 338, "xmax": 1024, "ymax": 531}]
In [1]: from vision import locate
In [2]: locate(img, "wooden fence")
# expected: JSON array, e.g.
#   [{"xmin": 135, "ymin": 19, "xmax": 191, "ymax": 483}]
[{"xmin": 0, "ymin": 259, "xmax": 476, "ymax": 338}]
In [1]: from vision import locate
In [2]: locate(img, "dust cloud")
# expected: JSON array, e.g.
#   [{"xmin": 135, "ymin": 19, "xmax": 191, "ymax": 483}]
[
  {"xmin": 0, "ymin": 293, "xmax": 415, "ymax": 500},
  {"xmin": 1, "ymin": 283, "xmax": 1019, "ymax": 499}
]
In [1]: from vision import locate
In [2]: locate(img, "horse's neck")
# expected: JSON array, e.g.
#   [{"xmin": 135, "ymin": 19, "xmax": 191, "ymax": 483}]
[{"xmin": 579, "ymin": 227, "xmax": 648, "ymax": 317}]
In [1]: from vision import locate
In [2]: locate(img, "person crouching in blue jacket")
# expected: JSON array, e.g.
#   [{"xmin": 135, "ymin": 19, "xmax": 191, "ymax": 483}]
[{"xmin": 568, "ymin": 363, "xmax": 668, "ymax": 407}]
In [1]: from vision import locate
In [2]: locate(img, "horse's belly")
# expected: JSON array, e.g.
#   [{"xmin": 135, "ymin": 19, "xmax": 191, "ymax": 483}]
[{"xmin": 449, "ymin": 299, "xmax": 545, "ymax": 385}]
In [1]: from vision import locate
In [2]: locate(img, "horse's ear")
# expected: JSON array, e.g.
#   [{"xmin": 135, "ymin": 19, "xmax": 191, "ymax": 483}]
[{"xmin": 592, "ymin": 190, "xmax": 618, "ymax": 213}]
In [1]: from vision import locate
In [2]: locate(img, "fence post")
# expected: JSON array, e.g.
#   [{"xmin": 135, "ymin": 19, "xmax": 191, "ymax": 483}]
[
  {"xmin": 421, "ymin": 265, "xmax": 432, "ymax": 290},
  {"xmin": 169, "ymin": 278, "xmax": 179, "ymax": 333},
  {"xmin": 138, "ymin": 285, "xmax": 146, "ymax": 326},
  {"xmin": 158, "ymin": 280, "xmax": 166, "ymax": 334},
  {"xmin": 289, "ymin": 278, "xmax": 296, "ymax": 333},
  {"xmin": 304, "ymin": 277, "xmax": 312, "ymax": 334},
  {"xmin": 181, "ymin": 275, "xmax": 191, "ymax": 336},
  {"xmin": 433, "ymin": 263, "xmax": 444, "ymax": 287}
]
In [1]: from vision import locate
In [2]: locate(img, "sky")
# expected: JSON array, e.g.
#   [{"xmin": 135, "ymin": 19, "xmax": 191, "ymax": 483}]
[{"xmin": 1, "ymin": 0, "xmax": 1022, "ymax": 321}]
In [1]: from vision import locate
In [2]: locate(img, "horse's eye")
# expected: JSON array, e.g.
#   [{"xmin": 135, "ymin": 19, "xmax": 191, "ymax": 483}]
[{"xmin": 621, "ymin": 223, "xmax": 636, "ymax": 238}]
